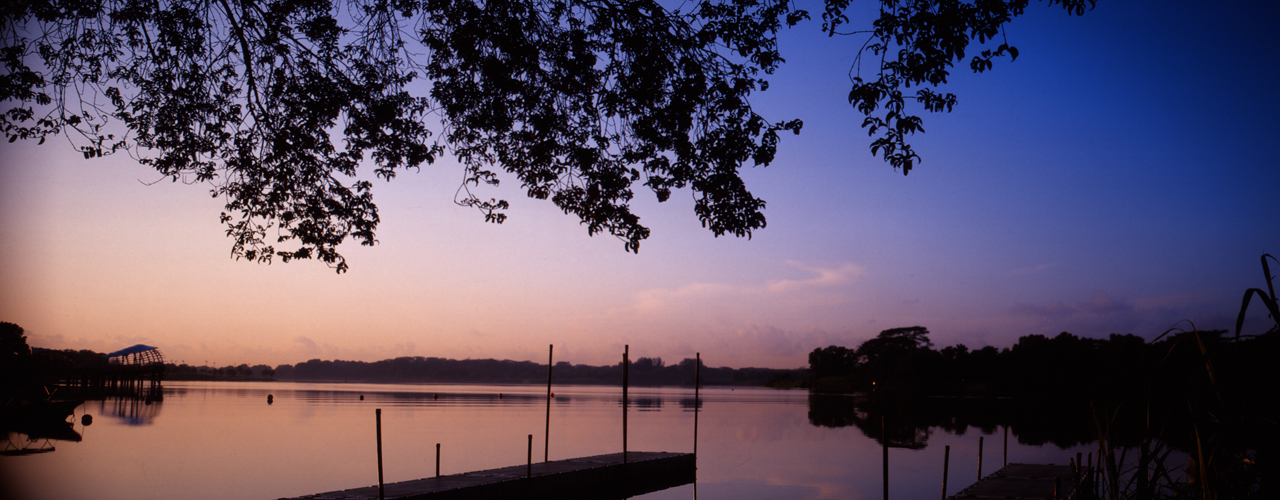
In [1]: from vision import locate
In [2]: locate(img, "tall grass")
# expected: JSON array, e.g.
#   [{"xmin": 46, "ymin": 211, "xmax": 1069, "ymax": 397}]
[
  {"xmin": 1235, "ymin": 254, "xmax": 1279, "ymax": 338},
  {"xmin": 1077, "ymin": 254, "xmax": 1280, "ymax": 500}
]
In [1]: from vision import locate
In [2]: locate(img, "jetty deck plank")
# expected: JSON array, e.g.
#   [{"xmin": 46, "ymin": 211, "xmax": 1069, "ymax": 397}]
[
  {"xmin": 949, "ymin": 463, "xmax": 1076, "ymax": 500},
  {"xmin": 284, "ymin": 451, "xmax": 695, "ymax": 500}
]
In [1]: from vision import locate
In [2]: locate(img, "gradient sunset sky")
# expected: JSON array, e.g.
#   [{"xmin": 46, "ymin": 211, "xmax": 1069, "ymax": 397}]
[{"xmin": 2, "ymin": 0, "xmax": 1277, "ymax": 369}]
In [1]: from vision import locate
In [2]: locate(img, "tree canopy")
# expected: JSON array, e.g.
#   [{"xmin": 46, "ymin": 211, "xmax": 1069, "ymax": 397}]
[{"xmin": 1, "ymin": 0, "xmax": 1093, "ymax": 271}]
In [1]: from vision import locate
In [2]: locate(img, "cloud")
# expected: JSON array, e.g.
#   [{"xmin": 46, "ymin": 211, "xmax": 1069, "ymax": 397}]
[
  {"xmin": 627, "ymin": 261, "xmax": 866, "ymax": 317},
  {"xmin": 766, "ymin": 262, "xmax": 865, "ymax": 293},
  {"xmin": 997, "ymin": 289, "xmax": 1247, "ymax": 343},
  {"xmin": 293, "ymin": 336, "xmax": 318, "ymax": 350},
  {"xmin": 1011, "ymin": 291, "xmax": 1133, "ymax": 319}
]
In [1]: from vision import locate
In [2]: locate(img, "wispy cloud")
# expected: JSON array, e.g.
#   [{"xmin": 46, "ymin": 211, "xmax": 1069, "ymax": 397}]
[
  {"xmin": 766, "ymin": 262, "xmax": 865, "ymax": 293},
  {"xmin": 293, "ymin": 336, "xmax": 318, "ymax": 350},
  {"xmin": 1002, "ymin": 289, "xmax": 1240, "ymax": 341},
  {"xmin": 557, "ymin": 261, "xmax": 874, "ymax": 366},
  {"xmin": 1010, "ymin": 291, "xmax": 1132, "ymax": 318},
  {"xmin": 629, "ymin": 261, "xmax": 865, "ymax": 313}
]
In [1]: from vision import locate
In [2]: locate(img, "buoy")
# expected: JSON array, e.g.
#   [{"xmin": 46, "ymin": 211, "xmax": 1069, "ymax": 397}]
[
  {"xmin": 433, "ymin": 394, "xmax": 438, "ymax": 400},
  {"xmin": 360, "ymin": 395, "xmax": 364, "ymax": 400},
  {"xmin": 550, "ymin": 393, "xmax": 555, "ymax": 398},
  {"xmin": 81, "ymin": 414, "xmax": 93, "ymax": 426},
  {"xmin": 267, "ymin": 394, "xmax": 274, "ymax": 404},
  {"xmin": 498, "ymin": 393, "xmax": 503, "ymax": 399}
]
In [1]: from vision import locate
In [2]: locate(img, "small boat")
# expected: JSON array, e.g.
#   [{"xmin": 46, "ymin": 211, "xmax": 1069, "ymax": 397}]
[{"xmin": 1, "ymin": 399, "xmax": 84, "ymax": 456}]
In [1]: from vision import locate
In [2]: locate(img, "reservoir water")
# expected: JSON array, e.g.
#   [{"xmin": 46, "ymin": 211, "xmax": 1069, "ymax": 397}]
[{"xmin": 2, "ymin": 381, "xmax": 1093, "ymax": 499}]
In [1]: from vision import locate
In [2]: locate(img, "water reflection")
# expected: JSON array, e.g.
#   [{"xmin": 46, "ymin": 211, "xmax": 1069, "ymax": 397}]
[
  {"xmin": 96, "ymin": 395, "xmax": 163, "ymax": 426},
  {"xmin": 678, "ymin": 398, "xmax": 702, "ymax": 410},
  {"xmin": 5, "ymin": 382, "xmax": 1099, "ymax": 500},
  {"xmin": 807, "ymin": 393, "xmax": 1096, "ymax": 449},
  {"xmin": 632, "ymin": 397, "xmax": 663, "ymax": 411},
  {"xmin": 1, "ymin": 400, "xmax": 83, "ymax": 456}
]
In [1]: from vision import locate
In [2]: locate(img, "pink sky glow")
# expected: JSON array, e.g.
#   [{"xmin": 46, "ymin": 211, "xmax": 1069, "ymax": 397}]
[{"xmin": 2, "ymin": 2, "xmax": 1278, "ymax": 369}]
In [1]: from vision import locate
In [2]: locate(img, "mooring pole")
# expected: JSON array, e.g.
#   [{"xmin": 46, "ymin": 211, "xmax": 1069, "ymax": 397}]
[
  {"xmin": 882, "ymin": 416, "xmax": 888, "ymax": 500},
  {"xmin": 545, "ymin": 344, "xmax": 553, "ymax": 463},
  {"xmin": 527, "ymin": 434, "xmax": 533, "ymax": 478},
  {"xmin": 694, "ymin": 352, "xmax": 701, "ymax": 457},
  {"xmin": 941, "ymin": 445, "xmax": 950, "ymax": 500},
  {"xmin": 1087, "ymin": 451, "xmax": 1093, "ymax": 495},
  {"xmin": 977, "ymin": 436, "xmax": 984, "ymax": 481},
  {"xmin": 436, "ymin": 443, "xmax": 441, "ymax": 478},
  {"xmin": 623, "ymin": 344, "xmax": 629, "ymax": 464},
  {"xmin": 376, "ymin": 409, "xmax": 384, "ymax": 500},
  {"xmin": 1003, "ymin": 426, "xmax": 1008, "ymax": 466}
]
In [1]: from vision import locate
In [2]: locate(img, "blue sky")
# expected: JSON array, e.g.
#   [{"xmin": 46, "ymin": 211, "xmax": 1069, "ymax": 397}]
[{"xmin": 1, "ymin": 0, "xmax": 1277, "ymax": 368}]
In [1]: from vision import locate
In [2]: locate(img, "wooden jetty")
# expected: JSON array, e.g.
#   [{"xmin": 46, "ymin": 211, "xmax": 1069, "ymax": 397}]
[
  {"xmin": 949, "ymin": 463, "xmax": 1076, "ymax": 500},
  {"xmin": 283, "ymin": 451, "xmax": 695, "ymax": 500}
]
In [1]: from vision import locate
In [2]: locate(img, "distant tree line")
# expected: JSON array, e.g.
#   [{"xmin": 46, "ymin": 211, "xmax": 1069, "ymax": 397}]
[
  {"xmin": 807, "ymin": 326, "xmax": 1280, "ymax": 405},
  {"xmin": 271, "ymin": 356, "xmax": 806, "ymax": 387},
  {"xmin": 165, "ymin": 363, "xmax": 275, "ymax": 381}
]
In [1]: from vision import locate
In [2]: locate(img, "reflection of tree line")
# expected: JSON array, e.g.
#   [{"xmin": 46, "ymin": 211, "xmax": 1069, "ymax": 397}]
[
  {"xmin": 807, "ymin": 394, "xmax": 1095, "ymax": 450},
  {"xmin": 807, "ymin": 323, "xmax": 1280, "ymax": 498}
]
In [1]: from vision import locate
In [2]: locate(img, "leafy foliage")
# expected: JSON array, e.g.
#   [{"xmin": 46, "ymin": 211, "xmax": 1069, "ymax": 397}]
[
  {"xmin": 2, "ymin": 0, "xmax": 1090, "ymax": 270},
  {"xmin": 1235, "ymin": 254, "xmax": 1279, "ymax": 338},
  {"xmin": 0, "ymin": 321, "xmax": 31, "ymax": 360},
  {"xmin": 844, "ymin": 0, "xmax": 1094, "ymax": 173},
  {"xmin": 807, "ymin": 344, "xmax": 857, "ymax": 378}
]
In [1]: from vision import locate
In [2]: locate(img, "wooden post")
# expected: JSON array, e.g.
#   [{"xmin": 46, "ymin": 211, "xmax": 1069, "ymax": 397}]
[
  {"xmin": 545, "ymin": 344, "xmax": 553, "ymax": 463},
  {"xmin": 527, "ymin": 434, "xmax": 533, "ymax": 478},
  {"xmin": 376, "ymin": 409, "xmax": 384, "ymax": 500},
  {"xmin": 1109, "ymin": 448, "xmax": 1118, "ymax": 496},
  {"xmin": 941, "ymin": 445, "xmax": 950, "ymax": 500},
  {"xmin": 694, "ymin": 352, "xmax": 700, "ymax": 457},
  {"xmin": 1053, "ymin": 476, "xmax": 1061, "ymax": 500},
  {"xmin": 436, "ymin": 443, "xmax": 440, "ymax": 478},
  {"xmin": 1003, "ymin": 426, "xmax": 1008, "ymax": 467},
  {"xmin": 882, "ymin": 416, "xmax": 888, "ymax": 500},
  {"xmin": 977, "ymin": 436, "xmax": 984, "ymax": 481},
  {"xmin": 1087, "ymin": 451, "xmax": 1093, "ymax": 495},
  {"xmin": 623, "ymin": 345, "xmax": 629, "ymax": 464}
]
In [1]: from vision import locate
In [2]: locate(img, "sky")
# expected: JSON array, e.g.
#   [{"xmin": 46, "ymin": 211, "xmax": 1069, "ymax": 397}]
[{"xmin": 1, "ymin": 0, "xmax": 1277, "ymax": 370}]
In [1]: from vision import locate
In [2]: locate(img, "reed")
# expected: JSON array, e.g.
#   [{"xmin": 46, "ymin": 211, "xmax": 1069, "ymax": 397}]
[{"xmin": 1080, "ymin": 320, "xmax": 1270, "ymax": 500}]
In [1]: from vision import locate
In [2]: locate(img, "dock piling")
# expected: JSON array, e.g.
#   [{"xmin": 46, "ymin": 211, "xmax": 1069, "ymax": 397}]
[
  {"xmin": 376, "ymin": 409, "xmax": 384, "ymax": 500},
  {"xmin": 942, "ymin": 445, "xmax": 950, "ymax": 500},
  {"xmin": 882, "ymin": 416, "xmax": 888, "ymax": 500},
  {"xmin": 527, "ymin": 434, "xmax": 533, "ymax": 478},
  {"xmin": 693, "ymin": 352, "xmax": 700, "ymax": 457},
  {"xmin": 545, "ymin": 344, "xmax": 553, "ymax": 462},
  {"xmin": 977, "ymin": 436, "xmax": 984, "ymax": 481},
  {"xmin": 1087, "ymin": 452, "xmax": 1093, "ymax": 495},
  {"xmin": 1003, "ymin": 426, "xmax": 1008, "ymax": 466},
  {"xmin": 623, "ymin": 345, "xmax": 629, "ymax": 464}
]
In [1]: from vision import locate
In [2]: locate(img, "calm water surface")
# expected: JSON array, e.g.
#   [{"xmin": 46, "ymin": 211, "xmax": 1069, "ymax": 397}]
[{"xmin": 2, "ymin": 382, "xmax": 1091, "ymax": 499}]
